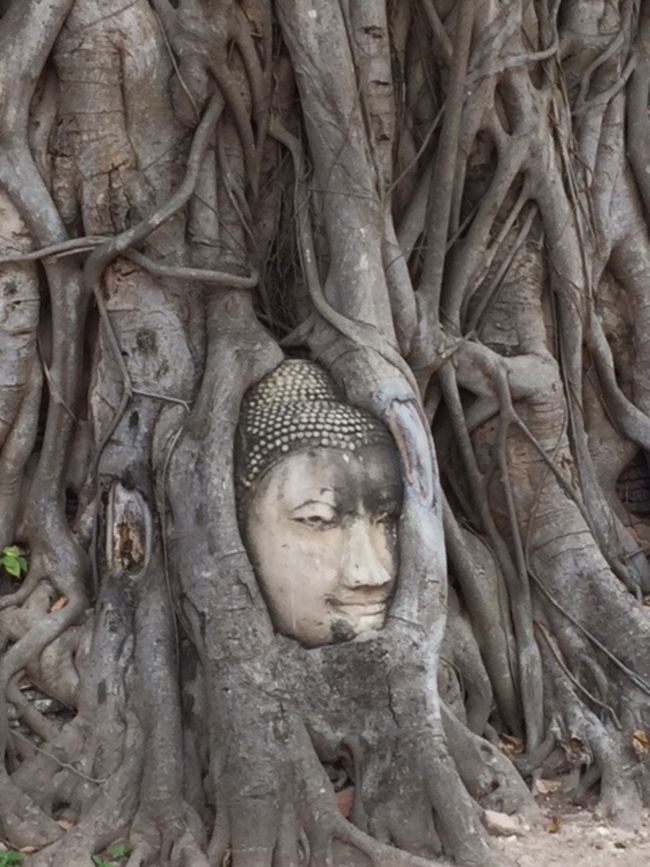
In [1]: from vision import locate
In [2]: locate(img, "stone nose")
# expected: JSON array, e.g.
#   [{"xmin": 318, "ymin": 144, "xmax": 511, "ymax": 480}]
[{"xmin": 340, "ymin": 519, "xmax": 393, "ymax": 590}]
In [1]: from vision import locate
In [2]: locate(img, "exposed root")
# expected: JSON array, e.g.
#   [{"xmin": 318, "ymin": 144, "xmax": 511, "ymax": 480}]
[{"xmin": 1, "ymin": 2, "xmax": 650, "ymax": 865}]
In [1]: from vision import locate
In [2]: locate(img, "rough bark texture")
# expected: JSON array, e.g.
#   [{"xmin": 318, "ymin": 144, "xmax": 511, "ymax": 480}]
[{"xmin": 0, "ymin": 0, "xmax": 649, "ymax": 865}]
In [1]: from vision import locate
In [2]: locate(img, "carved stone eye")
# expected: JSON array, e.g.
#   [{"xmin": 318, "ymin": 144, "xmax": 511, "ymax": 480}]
[{"xmin": 294, "ymin": 514, "xmax": 337, "ymax": 530}]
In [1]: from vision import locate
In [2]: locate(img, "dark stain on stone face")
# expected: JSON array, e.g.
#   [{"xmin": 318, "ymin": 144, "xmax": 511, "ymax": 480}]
[
  {"xmin": 4, "ymin": 281, "xmax": 17, "ymax": 297},
  {"xmin": 136, "ymin": 328, "xmax": 157, "ymax": 355},
  {"xmin": 308, "ymin": 446, "xmax": 402, "ymax": 527},
  {"xmin": 129, "ymin": 410, "xmax": 139, "ymax": 431},
  {"xmin": 331, "ymin": 619, "xmax": 356, "ymax": 643},
  {"xmin": 97, "ymin": 680, "xmax": 107, "ymax": 705}
]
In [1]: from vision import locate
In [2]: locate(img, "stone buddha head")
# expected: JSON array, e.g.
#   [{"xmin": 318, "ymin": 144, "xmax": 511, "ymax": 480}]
[{"xmin": 235, "ymin": 360, "xmax": 403, "ymax": 647}]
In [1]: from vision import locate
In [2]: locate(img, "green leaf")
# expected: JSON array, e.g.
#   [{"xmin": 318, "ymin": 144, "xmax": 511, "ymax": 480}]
[
  {"xmin": 0, "ymin": 851, "xmax": 24, "ymax": 867},
  {"xmin": 2, "ymin": 545, "xmax": 20, "ymax": 557},
  {"xmin": 91, "ymin": 857, "xmax": 109, "ymax": 867},
  {"xmin": 3, "ymin": 558, "xmax": 21, "ymax": 578},
  {"xmin": 1, "ymin": 545, "xmax": 27, "ymax": 580},
  {"xmin": 107, "ymin": 842, "xmax": 133, "ymax": 861}
]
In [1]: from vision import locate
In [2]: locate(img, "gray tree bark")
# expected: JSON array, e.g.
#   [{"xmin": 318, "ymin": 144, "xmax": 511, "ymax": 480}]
[{"xmin": 0, "ymin": 0, "xmax": 649, "ymax": 865}]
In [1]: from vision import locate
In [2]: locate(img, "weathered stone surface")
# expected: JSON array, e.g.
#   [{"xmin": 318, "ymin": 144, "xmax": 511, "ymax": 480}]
[{"xmin": 483, "ymin": 810, "xmax": 524, "ymax": 837}]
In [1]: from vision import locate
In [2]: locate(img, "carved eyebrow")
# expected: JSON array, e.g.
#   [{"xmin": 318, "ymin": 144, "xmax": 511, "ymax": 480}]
[
  {"xmin": 291, "ymin": 498, "xmax": 335, "ymax": 510},
  {"xmin": 284, "ymin": 485, "xmax": 339, "ymax": 498}
]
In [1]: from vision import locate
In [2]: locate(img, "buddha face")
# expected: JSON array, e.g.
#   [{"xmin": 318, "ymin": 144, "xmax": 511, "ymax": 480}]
[{"xmin": 244, "ymin": 442, "xmax": 402, "ymax": 646}]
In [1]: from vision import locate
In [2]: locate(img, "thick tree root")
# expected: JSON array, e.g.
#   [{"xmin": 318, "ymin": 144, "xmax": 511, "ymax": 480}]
[{"xmin": 442, "ymin": 704, "xmax": 541, "ymax": 824}]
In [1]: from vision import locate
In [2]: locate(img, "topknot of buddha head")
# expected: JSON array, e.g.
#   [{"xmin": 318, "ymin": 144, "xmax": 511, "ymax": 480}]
[{"xmin": 235, "ymin": 359, "xmax": 403, "ymax": 647}]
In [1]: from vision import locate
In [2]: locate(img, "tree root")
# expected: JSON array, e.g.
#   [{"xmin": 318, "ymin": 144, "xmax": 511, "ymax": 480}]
[
  {"xmin": 28, "ymin": 710, "xmax": 144, "ymax": 867},
  {"xmin": 442, "ymin": 704, "xmax": 541, "ymax": 824},
  {"xmin": 540, "ymin": 630, "xmax": 643, "ymax": 828}
]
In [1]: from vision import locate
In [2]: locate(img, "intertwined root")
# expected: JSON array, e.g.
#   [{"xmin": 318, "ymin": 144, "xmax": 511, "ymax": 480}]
[{"xmin": 2, "ymin": 0, "xmax": 650, "ymax": 864}]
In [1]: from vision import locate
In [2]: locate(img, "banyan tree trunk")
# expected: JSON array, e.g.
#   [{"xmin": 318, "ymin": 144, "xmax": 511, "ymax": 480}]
[{"xmin": 0, "ymin": 0, "xmax": 649, "ymax": 865}]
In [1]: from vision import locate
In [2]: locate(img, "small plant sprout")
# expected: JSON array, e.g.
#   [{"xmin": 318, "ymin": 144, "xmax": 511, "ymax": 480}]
[
  {"xmin": 91, "ymin": 841, "xmax": 133, "ymax": 866},
  {"xmin": 107, "ymin": 843, "xmax": 133, "ymax": 862},
  {"xmin": 0, "ymin": 850, "xmax": 24, "ymax": 867},
  {"xmin": 0, "ymin": 545, "xmax": 28, "ymax": 580}
]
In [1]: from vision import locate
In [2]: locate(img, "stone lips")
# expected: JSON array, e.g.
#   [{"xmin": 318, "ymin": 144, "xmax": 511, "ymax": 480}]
[{"xmin": 235, "ymin": 359, "xmax": 392, "ymax": 488}]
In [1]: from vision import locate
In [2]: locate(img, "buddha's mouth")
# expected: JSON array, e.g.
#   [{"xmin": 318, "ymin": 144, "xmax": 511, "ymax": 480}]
[{"xmin": 328, "ymin": 600, "xmax": 388, "ymax": 618}]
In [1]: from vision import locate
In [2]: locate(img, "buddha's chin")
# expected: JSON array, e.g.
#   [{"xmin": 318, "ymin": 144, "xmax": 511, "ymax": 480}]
[
  {"xmin": 360, "ymin": 609, "xmax": 387, "ymax": 629},
  {"xmin": 283, "ymin": 606, "xmax": 388, "ymax": 646},
  {"xmin": 336, "ymin": 606, "xmax": 387, "ymax": 638}
]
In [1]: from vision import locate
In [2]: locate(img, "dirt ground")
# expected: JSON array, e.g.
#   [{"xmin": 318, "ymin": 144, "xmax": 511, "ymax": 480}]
[
  {"xmin": 5, "ymin": 787, "xmax": 650, "ymax": 865},
  {"xmin": 493, "ymin": 796, "xmax": 650, "ymax": 866}
]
